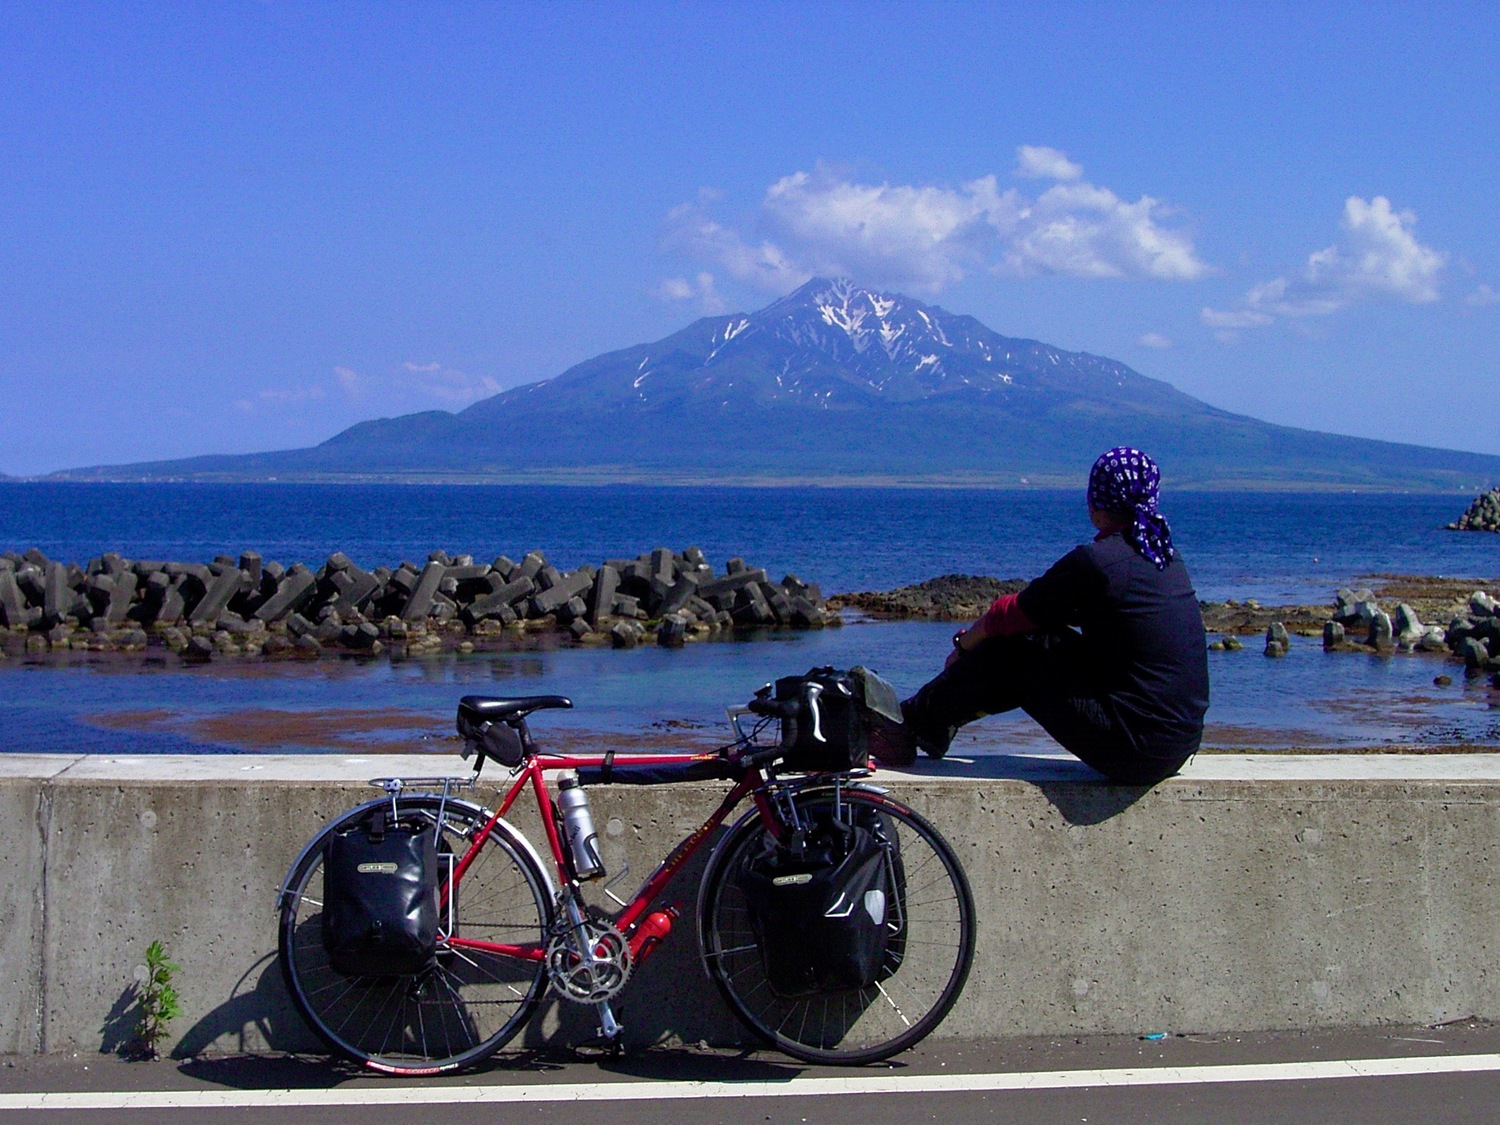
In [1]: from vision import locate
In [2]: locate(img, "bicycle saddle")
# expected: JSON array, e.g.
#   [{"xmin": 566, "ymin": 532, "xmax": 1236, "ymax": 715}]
[{"xmin": 458, "ymin": 695, "xmax": 574, "ymax": 724}]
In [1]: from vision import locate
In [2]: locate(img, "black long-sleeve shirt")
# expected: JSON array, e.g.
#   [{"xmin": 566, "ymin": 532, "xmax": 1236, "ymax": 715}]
[{"xmin": 1016, "ymin": 532, "xmax": 1210, "ymax": 756}]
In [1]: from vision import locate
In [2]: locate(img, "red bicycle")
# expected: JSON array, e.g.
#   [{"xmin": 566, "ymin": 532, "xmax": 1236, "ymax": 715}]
[{"xmin": 277, "ymin": 682, "xmax": 975, "ymax": 1074}]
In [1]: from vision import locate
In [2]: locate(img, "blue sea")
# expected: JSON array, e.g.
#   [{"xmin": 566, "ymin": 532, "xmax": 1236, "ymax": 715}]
[{"xmin": 1, "ymin": 483, "xmax": 1496, "ymax": 757}]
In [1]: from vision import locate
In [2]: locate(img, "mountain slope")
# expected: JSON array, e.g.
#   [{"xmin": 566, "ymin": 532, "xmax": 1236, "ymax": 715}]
[{"xmin": 53, "ymin": 278, "xmax": 1500, "ymax": 489}]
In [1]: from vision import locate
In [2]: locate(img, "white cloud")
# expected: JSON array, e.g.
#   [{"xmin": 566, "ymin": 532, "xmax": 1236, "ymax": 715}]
[
  {"xmin": 1137, "ymin": 332, "xmax": 1173, "ymax": 349},
  {"xmin": 1199, "ymin": 307, "xmax": 1274, "ymax": 330},
  {"xmin": 660, "ymin": 200, "xmax": 808, "ymax": 293},
  {"xmin": 1467, "ymin": 283, "xmax": 1500, "ymax": 307},
  {"xmin": 654, "ymin": 271, "xmax": 727, "ymax": 314},
  {"xmin": 655, "ymin": 277, "xmax": 696, "ymax": 301},
  {"xmin": 1015, "ymin": 145, "xmax": 1083, "ymax": 181},
  {"xmin": 395, "ymin": 361, "xmax": 501, "ymax": 406},
  {"xmin": 1206, "ymin": 196, "xmax": 1446, "ymax": 337},
  {"xmin": 1002, "ymin": 181, "xmax": 1208, "ymax": 281},
  {"xmin": 230, "ymin": 381, "xmax": 328, "ymax": 416},
  {"xmin": 660, "ymin": 150, "xmax": 1208, "ymax": 296},
  {"xmin": 257, "ymin": 385, "xmax": 326, "ymax": 404},
  {"xmin": 335, "ymin": 362, "xmax": 499, "ymax": 406}
]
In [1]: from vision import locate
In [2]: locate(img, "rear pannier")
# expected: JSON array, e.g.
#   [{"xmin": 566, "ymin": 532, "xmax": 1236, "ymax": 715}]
[{"xmin": 322, "ymin": 810, "xmax": 440, "ymax": 977}]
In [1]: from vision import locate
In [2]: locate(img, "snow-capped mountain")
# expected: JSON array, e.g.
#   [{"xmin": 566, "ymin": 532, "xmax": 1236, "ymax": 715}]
[
  {"xmin": 53, "ymin": 278, "xmax": 1500, "ymax": 488},
  {"xmin": 461, "ymin": 277, "xmax": 1188, "ymax": 418}
]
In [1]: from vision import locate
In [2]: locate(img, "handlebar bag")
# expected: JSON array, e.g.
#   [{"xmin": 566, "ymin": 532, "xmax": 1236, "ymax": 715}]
[
  {"xmin": 736, "ymin": 807, "xmax": 892, "ymax": 996},
  {"xmin": 322, "ymin": 812, "xmax": 440, "ymax": 977},
  {"xmin": 771, "ymin": 666, "xmax": 903, "ymax": 772},
  {"xmin": 772, "ymin": 668, "xmax": 862, "ymax": 771}
]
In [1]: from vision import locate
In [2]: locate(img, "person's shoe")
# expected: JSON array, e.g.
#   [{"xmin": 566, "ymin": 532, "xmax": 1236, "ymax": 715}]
[
  {"xmin": 866, "ymin": 714, "xmax": 916, "ymax": 767},
  {"xmin": 916, "ymin": 730, "xmax": 952, "ymax": 760},
  {"xmin": 899, "ymin": 700, "xmax": 952, "ymax": 760}
]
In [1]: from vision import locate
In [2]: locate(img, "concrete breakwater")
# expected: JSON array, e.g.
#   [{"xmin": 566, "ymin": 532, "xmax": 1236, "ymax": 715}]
[
  {"xmin": 1448, "ymin": 488, "xmax": 1500, "ymax": 533},
  {"xmin": 2, "ymin": 753, "xmax": 1496, "ymax": 1058},
  {"xmin": 1310, "ymin": 585, "xmax": 1500, "ymax": 672},
  {"xmin": 0, "ymin": 546, "xmax": 837, "ymax": 662}
]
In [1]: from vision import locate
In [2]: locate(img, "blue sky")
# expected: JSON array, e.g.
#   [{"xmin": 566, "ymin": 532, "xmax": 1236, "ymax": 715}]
[{"xmin": 2, "ymin": 1, "xmax": 1497, "ymax": 475}]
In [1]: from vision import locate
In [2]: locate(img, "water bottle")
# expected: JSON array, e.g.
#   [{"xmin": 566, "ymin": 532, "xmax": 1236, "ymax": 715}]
[
  {"xmin": 633, "ymin": 907, "xmax": 677, "ymax": 964},
  {"xmin": 556, "ymin": 774, "xmax": 604, "ymax": 880}
]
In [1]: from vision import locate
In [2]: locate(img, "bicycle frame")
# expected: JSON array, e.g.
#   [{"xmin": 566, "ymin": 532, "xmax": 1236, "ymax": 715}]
[
  {"xmin": 275, "ymin": 693, "xmax": 975, "ymax": 1072},
  {"xmin": 442, "ymin": 749, "xmax": 782, "ymax": 967}
]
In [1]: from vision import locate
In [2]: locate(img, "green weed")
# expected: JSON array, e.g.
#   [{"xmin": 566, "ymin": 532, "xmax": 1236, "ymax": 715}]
[{"xmin": 131, "ymin": 940, "xmax": 180, "ymax": 1059}]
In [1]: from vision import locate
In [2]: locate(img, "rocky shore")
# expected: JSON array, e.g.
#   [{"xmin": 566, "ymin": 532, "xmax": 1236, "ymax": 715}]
[
  {"xmin": 0, "ymin": 546, "xmax": 837, "ymax": 662},
  {"xmin": 1448, "ymin": 488, "xmax": 1500, "ymax": 532},
  {"xmin": 828, "ymin": 574, "xmax": 1026, "ymax": 621},
  {"xmin": 833, "ymin": 572, "xmax": 1500, "ymax": 677}
]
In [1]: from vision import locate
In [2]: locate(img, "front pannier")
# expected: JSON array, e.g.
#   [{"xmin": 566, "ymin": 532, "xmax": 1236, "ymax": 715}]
[
  {"xmin": 322, "ymin": 811, "xmax": 440, "ymax": 977},
  {"xmin": 737, "ymin": 805, "xmax": 894, "ymax": 997}
]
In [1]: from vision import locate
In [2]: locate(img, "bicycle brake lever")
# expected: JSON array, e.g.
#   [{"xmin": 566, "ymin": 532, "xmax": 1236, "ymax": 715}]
[{"xmin": 805, "ymin": 682, "xmax": 825, "ymax": 743}]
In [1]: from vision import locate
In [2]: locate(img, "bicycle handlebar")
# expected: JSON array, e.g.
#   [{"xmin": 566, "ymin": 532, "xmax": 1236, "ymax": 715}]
[
  {"xmin": 747, "ymin": 697, "xmax": 798, "ymax": 719},
  {"xmin": 747, "ymin": 681, "xmax": 824, "ymax": 742}
]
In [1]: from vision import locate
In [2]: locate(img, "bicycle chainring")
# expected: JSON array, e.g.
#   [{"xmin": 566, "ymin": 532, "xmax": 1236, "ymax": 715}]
[{"xmin": 546, "ymin": 911, "xmax": 632, "ymax": 1004}]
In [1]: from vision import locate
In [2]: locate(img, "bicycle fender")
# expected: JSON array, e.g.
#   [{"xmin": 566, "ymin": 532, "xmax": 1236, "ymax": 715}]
[{"xmin": 275, "ymin": 795, "xmax": 555, "ymax": 911}]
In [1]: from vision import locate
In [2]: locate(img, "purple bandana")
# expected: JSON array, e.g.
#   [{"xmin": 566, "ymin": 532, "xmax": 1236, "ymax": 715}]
[{"xmin": 1087, "ymin": 447, "xmax": 1175, "ymax": 569}]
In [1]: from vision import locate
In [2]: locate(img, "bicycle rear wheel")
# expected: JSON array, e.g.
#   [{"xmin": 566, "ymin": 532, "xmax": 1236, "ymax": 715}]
[
  {"xmin": 698, "ymin": 786, "xmax": 975, "ymax": 1065},
  {"xmin": 279, "ymin": 795, "xmax": 552, "ymax": 1074}
]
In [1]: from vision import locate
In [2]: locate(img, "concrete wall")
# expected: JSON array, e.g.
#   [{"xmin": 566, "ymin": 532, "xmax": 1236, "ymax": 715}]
[{"xmin": 1, "ymin": 752, "xmax": 1496, "ymax": 1057}]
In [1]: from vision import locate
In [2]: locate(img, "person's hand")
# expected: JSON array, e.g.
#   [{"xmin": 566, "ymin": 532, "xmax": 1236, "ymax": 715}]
[{"xmin": 944, "ymin": 646, "xmax": 963, "ymax": 670}]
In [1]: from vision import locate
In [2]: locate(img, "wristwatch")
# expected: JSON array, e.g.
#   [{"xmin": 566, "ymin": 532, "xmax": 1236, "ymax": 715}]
[{"xmin": 952, "ymin": 630, "xmax": 968, "ymax": 651}]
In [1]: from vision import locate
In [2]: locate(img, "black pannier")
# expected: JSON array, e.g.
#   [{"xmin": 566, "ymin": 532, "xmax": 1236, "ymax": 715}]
[
  {"xmin": 737, "ymin": 803, "xmax": 902, "ymax": 997},
  {"xmin": 866, "ymin": 805, "xmax": 907, "ymax": 981},
  {"xmin": 766, "ymin": 665, "xmax": 903, "ymax": 773},
  {"xmin": 322, "ymin": 810, "xmax": 440, "ymax": 977}
]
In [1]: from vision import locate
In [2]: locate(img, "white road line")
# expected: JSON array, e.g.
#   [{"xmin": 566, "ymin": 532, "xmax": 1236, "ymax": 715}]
[{"xmin": 3, "ymin": 1053, "xmax": 1499, "ymax": 1111}]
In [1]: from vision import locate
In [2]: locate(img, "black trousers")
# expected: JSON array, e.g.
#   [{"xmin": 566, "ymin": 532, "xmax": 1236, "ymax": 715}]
[{"xmin": 902, "ymin": 630, "xmax": 1191, "ymax": 785}]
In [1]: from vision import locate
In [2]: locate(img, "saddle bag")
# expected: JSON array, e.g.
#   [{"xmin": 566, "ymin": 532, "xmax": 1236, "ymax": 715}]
[
  {"xmin": 322, "ymin": 810, "xmax": 440, "ymax": 977},
  {"xmin": 737, "ymin": 806, "xmax": 895, "ymax": 996}
]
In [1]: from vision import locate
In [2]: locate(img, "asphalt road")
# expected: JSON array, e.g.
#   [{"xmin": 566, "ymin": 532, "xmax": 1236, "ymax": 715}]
[{"xmin": 3, "ymin": 1022, "xmax": 1497, "ymax": 1124}]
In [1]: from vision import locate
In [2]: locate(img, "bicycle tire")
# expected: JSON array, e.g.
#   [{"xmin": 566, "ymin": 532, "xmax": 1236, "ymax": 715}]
[
  {"xmin": 279, "ymin": 795, "xmax": 553, "ymax": 1074},
  {"xmin": 698, "ymin": 785, "xmax": 975, "ymax": 1065}
]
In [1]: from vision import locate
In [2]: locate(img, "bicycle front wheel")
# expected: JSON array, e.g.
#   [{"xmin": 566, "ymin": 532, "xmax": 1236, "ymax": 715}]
[
  {"xmin": 698, "ymin": 786, "xmax": 975, "ymax": 1065},
  {"xmin": 279, "ymin": 795, "xmax": 553, "ymax": 1074}
]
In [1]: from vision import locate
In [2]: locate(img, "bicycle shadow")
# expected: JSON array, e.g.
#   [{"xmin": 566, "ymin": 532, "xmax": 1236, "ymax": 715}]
[
  {"xmin": 169, "ymin": 952, "xmax": 317, "ymax": 1061},
  {"xmin": 175, "ymin": 1049, "xmax": 568, "ymax": 1091},
  {"xmin": 98, "ymin": 985, "xmax": 138, "ymax": 1057},
  {"xmin": 167, "ymin": 850, "xmax": 762, "ymax": 1073},
  {"xmin": 886, "ymin": 754, "xmax": 1156, "ymax": 825}
]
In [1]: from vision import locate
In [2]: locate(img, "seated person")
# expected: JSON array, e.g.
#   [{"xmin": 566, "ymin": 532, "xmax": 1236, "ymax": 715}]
[{"xmin": 876, "ymin": 447, "xmax": 1209, "ymax": 784}]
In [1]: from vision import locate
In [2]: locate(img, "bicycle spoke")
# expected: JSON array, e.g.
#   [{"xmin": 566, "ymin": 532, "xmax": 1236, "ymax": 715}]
[
  {"xmin": 701, "ymin": 789, "xmax": 973, "ymax": 1065},
  {"xmin": 280, "ymin": 797, "xmax": 550, "ymax": 1072},
  {"xmin": 873, "ymin": 980, "xmax": 913, "ymax": 1027}
]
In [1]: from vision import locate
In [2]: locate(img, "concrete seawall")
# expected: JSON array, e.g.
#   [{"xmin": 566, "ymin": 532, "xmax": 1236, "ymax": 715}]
[{"xmin": 2, "ymin": 752, "xmax": 1496, "ymax": 1057}]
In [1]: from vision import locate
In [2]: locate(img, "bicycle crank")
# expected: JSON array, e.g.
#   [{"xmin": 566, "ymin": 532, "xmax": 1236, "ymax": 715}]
[{"xmin": 546, "ymin": 913, "xmax": 633, "ymax": 1003}]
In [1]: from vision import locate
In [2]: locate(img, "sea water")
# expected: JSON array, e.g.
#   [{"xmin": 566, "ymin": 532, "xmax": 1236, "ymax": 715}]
[{"xmin": 1, "ymin": 483, "xmax": 1496, "ymax": 755}]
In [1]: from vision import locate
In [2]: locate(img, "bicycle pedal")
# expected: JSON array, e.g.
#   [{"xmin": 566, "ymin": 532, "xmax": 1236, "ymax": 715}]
[{"xmin": 573, "ymin": 1031, "xmax": 625, "ymax": 1059}]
